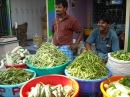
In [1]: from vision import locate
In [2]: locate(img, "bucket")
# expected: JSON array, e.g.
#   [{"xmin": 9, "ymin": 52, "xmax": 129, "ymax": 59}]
[
  {"xmin": 26, "ymin": 60, "xmax": 70, "ymax": 76},
  {"xmin": 84, "ymin": 29, "xmax": 92, "ymax": 35},
  {"xmin": 5, "ymin": 63, "xmax": 28, "ymax": 68},
  {"xmin": 20, "ymin": 74, "xmax": 79, "ymax": 97},
  {"xmin": 100, "ymin": 75, "xmax": 124, "ymax": 97},
  {"xmin": 33, "ymin": 33, "xmax": 42, "ymax": 48},
  {"xmin": 0, "ymin": 69, "xmax": 36, "ymax": 97},
  {"xmin": 1, "ymin": 59, "xmax": 28, "ymax": 69},
  {"xmin": 65, "ymin": 68, "xmax": 111, "ymax": 93}
]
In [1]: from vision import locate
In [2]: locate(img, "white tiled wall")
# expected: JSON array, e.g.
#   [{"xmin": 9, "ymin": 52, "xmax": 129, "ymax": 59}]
[{"xmin": 10, "ymin": 0, "xmax": 46, "ymax": 39}]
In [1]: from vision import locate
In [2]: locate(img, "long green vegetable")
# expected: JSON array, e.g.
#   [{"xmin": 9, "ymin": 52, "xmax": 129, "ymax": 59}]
[
  {"xmin": 0, "ymin": 68, "xmax": 34, "ymax": 85},
  {"xmin": 66, "ymin": 50, "xmax": 108, "ymax": 79},
  {"xmin": 29, "ymin": 42, "xmax": 69, "ymax": 68},
  {"xmin": 111, "ymin": 50, "xmax": 130, "ymax": 61}
]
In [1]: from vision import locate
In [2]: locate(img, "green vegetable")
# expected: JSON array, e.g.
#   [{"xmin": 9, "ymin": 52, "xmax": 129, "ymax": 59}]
[
  {"xmin": 109, "ymin": 89, "xmax": 120, "ymax": 97},
  {"xmin": 0, "ymin": 68, "xmax": 34, "ymax": 85},
  {"xmin": 27, "ymin": 83, "xmax": 74, "ymax": 97},
  {"xmin": 66, "ymin": 50, "xmax": 108, "ymax": 79},
  {"xmin": 119, "ymin": 75, "xmax": 130, "ymax": 88},
  {"xmin": 3, "ymin": 46, "xmax": 31, "ymax": 65},
  {"xmin": 106, "ymin": 87, "xmax": 115, "ymax": 95},
  {"xmin": 111, "ymin": 50, "xmax": 130, "ymax": 61},
  {"xmin": 35, "ymin": 83, "xmax": 41, "ymax": 97},
  {"xmin": 115, "ymin": 83, "xmax": 130, "ymax": 94},
  {"xmin": 105, "ymin": 78, "xmax": 130, "ymax": 97},
  {"xmin": 40, "ymin": 87, "xmax": 45, "ymax": 97},
  {"xmin": 29, "ymin": 42, "xmax": 69, "ymax": 68},
  {"xmin": 11, "ymin": 46, "xmax": 22, "ymax": 53},
  {"xmin": 45, "ymin": 85, "xmax": 52, "ymax": 97}
]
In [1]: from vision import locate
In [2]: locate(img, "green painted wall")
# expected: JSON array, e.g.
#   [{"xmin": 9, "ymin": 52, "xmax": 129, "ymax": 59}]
[
  {"xmin": 6, "ymin": 0, "xmax": 12, "ymax": 35},
  {"xmin": 47, "ymin": 0, "xmax": 55, "ymax": 37},
  {"xmin": 48, "ymin": 0, "xmax": 55, "ymax": 11}
]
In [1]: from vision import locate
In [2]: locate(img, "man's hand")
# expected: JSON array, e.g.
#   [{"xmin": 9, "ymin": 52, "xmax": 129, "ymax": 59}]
[
  {"xmin": 102, "ymin": 58, "xmax": 108, "ymax": 63},
  {"xmin": 69, "ymin": 43, "xmax": 78, "ymax": 50}
]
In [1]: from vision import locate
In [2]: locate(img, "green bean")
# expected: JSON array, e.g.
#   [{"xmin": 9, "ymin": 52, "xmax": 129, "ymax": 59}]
[
  {"xmin": 29, "ymin": 42, "xmax": 69, "ymax": 68},
  {"xmin": 0, "ymin": 68, "xmax": 34, "ymax": 85},
  {"xmin": 66, "ymin": 50, "xmax": 108, "ymax": 80},
  {"xmin": 111, "ymin": 50, "xmax": 130, "ymax": 61}
]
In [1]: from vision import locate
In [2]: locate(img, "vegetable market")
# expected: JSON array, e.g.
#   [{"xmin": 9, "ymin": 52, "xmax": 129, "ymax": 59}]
[{"xmin": 1, "ymin": 42, "xmax": 130, "ymax": 97}]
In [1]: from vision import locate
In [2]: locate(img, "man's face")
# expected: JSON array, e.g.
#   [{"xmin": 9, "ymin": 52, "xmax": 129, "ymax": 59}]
[
  {"xmin": 97, "ymin": 20, "xmax": 110, "ymax": 32},
  {"xmin": 55, "ymin": 3, "xmax": 67, "ymax": 15}
]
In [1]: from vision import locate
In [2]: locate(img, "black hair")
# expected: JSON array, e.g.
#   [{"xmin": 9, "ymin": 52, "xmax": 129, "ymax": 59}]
[
  {"xmin": 98, "ymin": 15, "xmax": 111, "ymax": 24},
  {"xmin": 55, "ymin": 0, "xmax": 68, "ymax": 8}
]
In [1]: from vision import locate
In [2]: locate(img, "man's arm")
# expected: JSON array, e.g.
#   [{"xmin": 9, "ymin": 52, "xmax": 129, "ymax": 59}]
[
  {"xmin": 85, "ymin": 42, "xmax": 93, "ymax": 53},
  {"xmin": 75, "ymin": 29, "xmax": 84, "ymax": 45},
  {"xmin": 69, "ymin": 29, "xmax": 84, "ymax": 49}
]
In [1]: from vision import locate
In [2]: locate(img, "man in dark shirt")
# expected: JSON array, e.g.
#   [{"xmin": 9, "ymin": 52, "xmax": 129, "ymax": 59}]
[{"xmin": 51, "ymin": 0, "xmax": 83, "ymax": 61}]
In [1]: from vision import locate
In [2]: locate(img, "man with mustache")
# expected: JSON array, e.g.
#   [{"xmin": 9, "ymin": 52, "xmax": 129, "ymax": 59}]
[
  {"xmin": 51, "ymin": 0, "xmax": 83, "ymax": 62},
  {"xmin": 82, "ymin": 15, "xmax": 120, "ymax": 63}
]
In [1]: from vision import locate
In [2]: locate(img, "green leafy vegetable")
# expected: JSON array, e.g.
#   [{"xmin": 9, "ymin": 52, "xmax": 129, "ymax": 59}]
[{"xmin": 119, "ymin": 75, "xmax": 130, "ymax": 88}]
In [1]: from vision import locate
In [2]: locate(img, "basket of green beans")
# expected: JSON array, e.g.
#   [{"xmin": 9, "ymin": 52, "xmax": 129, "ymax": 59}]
[
  {"xmin": 106, "ymin": 50, "xmax": 130, "ymax": 75},
  {"xmin": 0, "ymin": 68, "xmax": 36, "ymax": 97},
  {"xmin": 65, "ymin": 50, "xmax": 111, "ymax": 93},
  {"xmin": 26, "ymin": 42, "xmax": 70, "ymax": 76}
]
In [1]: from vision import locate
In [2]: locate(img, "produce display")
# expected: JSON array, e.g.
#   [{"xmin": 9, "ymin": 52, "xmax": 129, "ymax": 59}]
[
  {"xmin": 0, "ymin": 68, "xmax": 34, "ymax": 85},
  {"xmin": 29, "ymin": 42, "xmax": 69, "ymax": 68},
  {"xmin": 104, "ymin": 75, "xmax": 130, "ymax": 97},
  {"xmin": 111, "ymin": 50, "xmax": 130, "ymax": 61},
  {"xmin": 27, "ymin": 83, "xmax": 74, "ymax": 97},
  {"xmin": 66, "ymin": 50, "xmax": 108, "ymax": 79},
  {"xmin": 2, "ymin": 46, "xmax": 31, "ymax": 65}
]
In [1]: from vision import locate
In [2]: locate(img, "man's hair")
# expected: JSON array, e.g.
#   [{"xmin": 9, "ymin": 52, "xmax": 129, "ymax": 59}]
[
  {"xmin": 98, "ymin": 15, "xmax": 111, "ymax": 24},
  {"xmin": 55, "ymin": 0, "xmax": 68, "ymax": 8}
]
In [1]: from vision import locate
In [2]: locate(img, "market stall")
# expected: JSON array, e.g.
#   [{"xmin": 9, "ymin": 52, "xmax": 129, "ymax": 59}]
[
  {"xmin": 1, "ymin": 0, "xmax": 130, "ymax": 97},
  {"xmin": 1, "ymin": 41, "xmax": 130, "ymax": 97}
]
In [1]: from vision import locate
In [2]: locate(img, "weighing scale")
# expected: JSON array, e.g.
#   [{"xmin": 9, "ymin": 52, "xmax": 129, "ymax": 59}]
[{"xmin": 0, "ymin": 36, "xmax": 17, "ymax": 42}]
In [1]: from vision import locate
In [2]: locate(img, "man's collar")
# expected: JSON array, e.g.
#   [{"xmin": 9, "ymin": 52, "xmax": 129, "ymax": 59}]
[
  {"xmin": 98, "ymin": 28, "xmax": 110, "ymax": 38},
  {"xmin": 56, "ymin": 13, "xmax": 69, "ymax": 21},
  {"xmin": 106, "ymin": 28, "xmax": 110, "ymax": 38}
]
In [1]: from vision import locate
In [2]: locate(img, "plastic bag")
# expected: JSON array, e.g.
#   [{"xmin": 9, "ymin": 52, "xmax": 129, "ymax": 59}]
[
  {"xmin": 6, "ymin": 52, "xmax": 14, "ymax": 65},
  {"xmin": 0, "ymin": 60, "xmax": 6, "ymax": 71},
  {"xmin": 106, "ymin": 53, "xmax": 130, "ymax": 75}
]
